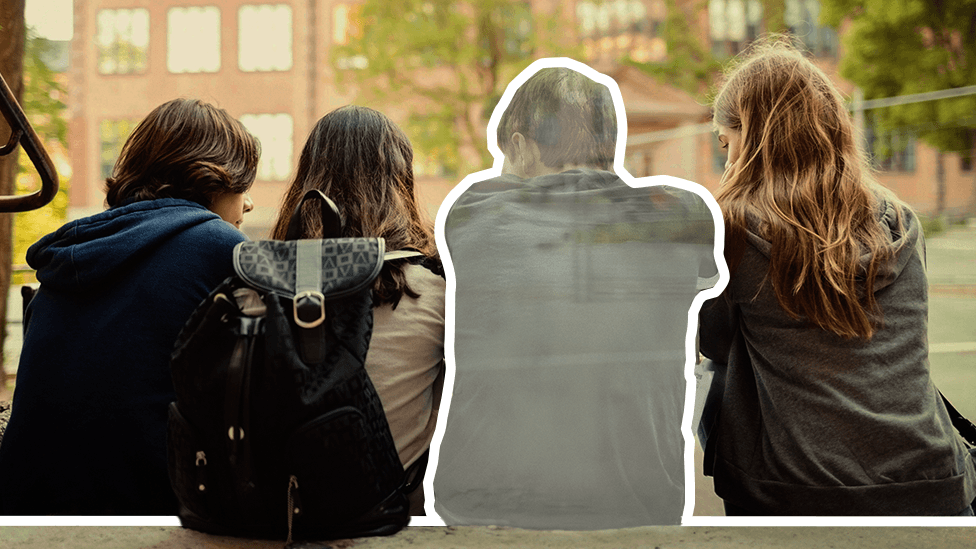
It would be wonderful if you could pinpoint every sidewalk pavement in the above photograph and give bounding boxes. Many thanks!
[924,219,976,288]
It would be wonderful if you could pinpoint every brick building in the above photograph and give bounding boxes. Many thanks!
[66,0,975,241]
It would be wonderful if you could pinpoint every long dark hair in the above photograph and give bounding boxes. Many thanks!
[712,38,899,340]
[105,98,259,208]
[270,105,439,308]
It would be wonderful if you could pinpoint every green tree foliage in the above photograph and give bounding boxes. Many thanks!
[761,0,786,33]
[332,0,581,176]
[821,0,976,155]
[13,29,69,278]
[625,0,723,99]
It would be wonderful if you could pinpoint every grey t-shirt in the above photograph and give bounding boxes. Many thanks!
[433,169,718,529]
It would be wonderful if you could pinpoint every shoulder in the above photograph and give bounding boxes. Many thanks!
[163,201,248,248]
[404,264,446,300]
[448,174,527,213]
[400,264,446,318]
[138,201,247,281]
[183,216,248,246]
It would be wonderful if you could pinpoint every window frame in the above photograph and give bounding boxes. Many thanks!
[166,5,222,74]
[95,8,150,76]
[238,4,294,72]
[239,113,295,182]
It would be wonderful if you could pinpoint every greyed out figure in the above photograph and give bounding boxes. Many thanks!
[430,60,724,529]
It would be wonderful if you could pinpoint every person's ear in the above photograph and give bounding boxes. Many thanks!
[511,132,528,174]
[512,132,544,177]
[502,132,525,176]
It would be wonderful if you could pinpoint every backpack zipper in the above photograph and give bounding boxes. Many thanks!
[286,475,301,545]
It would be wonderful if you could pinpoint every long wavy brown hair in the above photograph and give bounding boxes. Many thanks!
[712,38,900,340]
[270,105,438,308]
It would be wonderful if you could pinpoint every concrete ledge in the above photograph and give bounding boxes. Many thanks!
[2,526,976,549]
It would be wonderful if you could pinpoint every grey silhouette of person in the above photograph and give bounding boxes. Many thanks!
[425,58,727,529]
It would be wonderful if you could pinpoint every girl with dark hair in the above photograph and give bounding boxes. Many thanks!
[270,105,444,515]
[0,98,260,515]
[700,39,976,516]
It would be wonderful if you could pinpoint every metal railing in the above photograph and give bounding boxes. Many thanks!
[0,71,59,213]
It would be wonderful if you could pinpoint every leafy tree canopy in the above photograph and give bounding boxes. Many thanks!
[332,0,580,176]
[625,0,723,99]
[624,0,789,102]
[821,0,976,153]
[13,28,69,273]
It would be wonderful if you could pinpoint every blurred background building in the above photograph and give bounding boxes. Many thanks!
[56,0,976,239]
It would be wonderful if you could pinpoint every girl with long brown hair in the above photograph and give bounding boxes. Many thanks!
[699,39,976,516]
[270,105,444,515]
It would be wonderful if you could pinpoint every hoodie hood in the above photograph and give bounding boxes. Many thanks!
[743,190,921,294]
[870,194,923,292]
[28,198,230,292]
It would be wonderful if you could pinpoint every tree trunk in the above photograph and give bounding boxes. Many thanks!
[0,0,26,393]
[936,149,946,218]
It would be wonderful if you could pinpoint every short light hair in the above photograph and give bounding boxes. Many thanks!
[496,67,616,170]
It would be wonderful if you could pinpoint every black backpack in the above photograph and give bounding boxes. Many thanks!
[167,190,427,544]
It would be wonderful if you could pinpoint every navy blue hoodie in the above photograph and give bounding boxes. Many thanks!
[0,198,246,515]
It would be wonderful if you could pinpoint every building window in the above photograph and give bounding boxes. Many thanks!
[577,1,597,38]
[333,3,368,69]
[239,5,293,72]
[785,0,837,58]
[240,113,293,181]
[96,9,149,75]
[100,119,139,180]
[578,0,663,63]
[865,120,916,173]
[709,0,762,58]
[167,6,221,73]
[961,150,973,172]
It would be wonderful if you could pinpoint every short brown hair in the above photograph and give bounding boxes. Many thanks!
[496,67,616,171]
[105,98,260,208]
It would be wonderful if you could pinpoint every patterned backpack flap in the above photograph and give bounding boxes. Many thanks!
[168,190,414,544]
[233,238,385,300]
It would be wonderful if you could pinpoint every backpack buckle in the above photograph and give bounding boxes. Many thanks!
[294,290,326,328]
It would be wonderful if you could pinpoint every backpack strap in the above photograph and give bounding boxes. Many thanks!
[294,240,328,364]
[385,249,445,280]
[383,250,424,261]
[401,449,429,494]
[941,391,976,447]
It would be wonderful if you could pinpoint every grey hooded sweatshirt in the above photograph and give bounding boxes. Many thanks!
[699,193,976,516]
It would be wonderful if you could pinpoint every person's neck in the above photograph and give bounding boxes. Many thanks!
[529,163,605,177]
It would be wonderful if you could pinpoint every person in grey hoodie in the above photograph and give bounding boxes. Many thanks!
[700,39,976,516]
[0,98,259,515]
